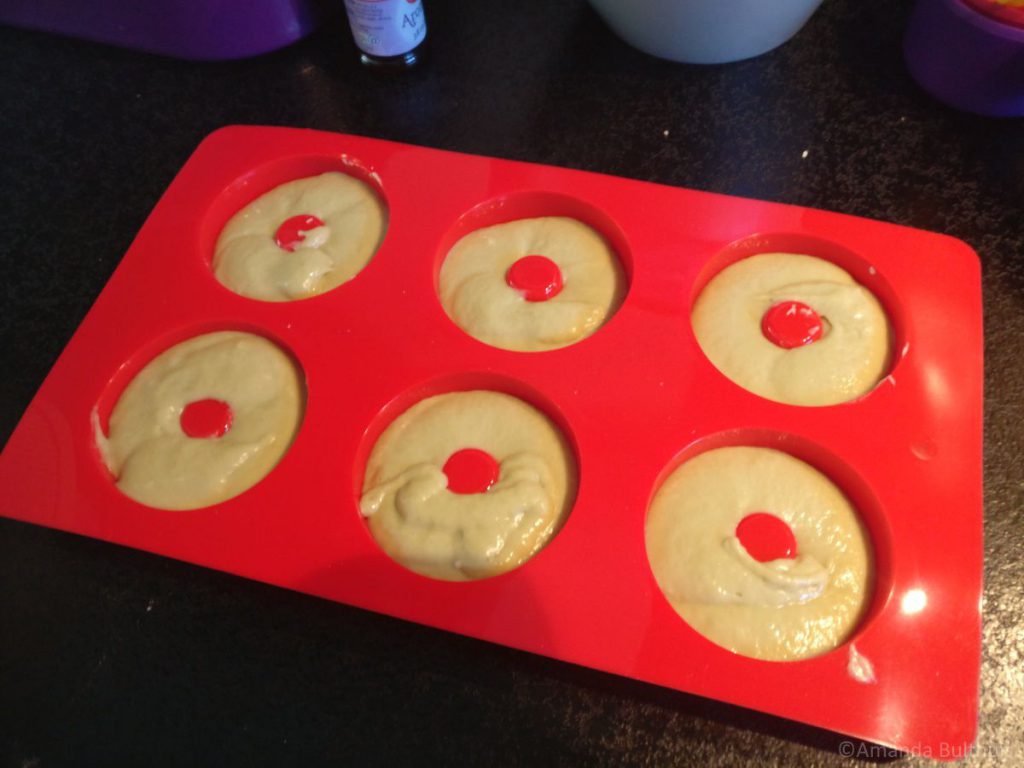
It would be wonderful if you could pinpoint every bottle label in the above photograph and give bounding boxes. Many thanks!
[344,0,427,58]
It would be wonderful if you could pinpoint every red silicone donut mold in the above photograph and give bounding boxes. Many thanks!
[434,191,634,284]
[0,126,982,760]
[644,428,894,659]
[434,191,632,351]
[200,152,390,301]
[353,372,581,580]
[91,322,308,504]
[353,371,581,500]
[690,232,907,401]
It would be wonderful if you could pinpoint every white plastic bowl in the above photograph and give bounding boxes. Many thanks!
[588,0,827,64]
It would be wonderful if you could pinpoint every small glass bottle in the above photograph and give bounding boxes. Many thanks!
[343,0,428,68]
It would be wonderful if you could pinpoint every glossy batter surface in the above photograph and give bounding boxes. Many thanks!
[214,171,386,301]
[99,331,304,510]
[692,253,890,406]
[361,391,576,580]
[439,217,625,351]
[646,446,871,661]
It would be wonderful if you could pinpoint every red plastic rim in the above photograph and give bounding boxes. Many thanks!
[960,0,1024,28]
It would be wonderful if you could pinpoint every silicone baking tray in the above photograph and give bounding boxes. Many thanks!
[0,126,983,759]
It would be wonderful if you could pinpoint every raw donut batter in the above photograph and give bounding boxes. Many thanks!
[692,253,891,406]
[214,171,386,301]
[646,446,871,661]
[439,216,625,352]
[97,331,304,510]
[360,390,576,580]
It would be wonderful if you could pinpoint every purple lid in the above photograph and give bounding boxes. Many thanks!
[905,0,1024,116]
[0,0,330,61]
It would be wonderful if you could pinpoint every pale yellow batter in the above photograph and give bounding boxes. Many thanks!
[646,446,871,661]
[214,171,386,302]
[360,391,576,580]
[438,217,625,352]
[692,253,891,406]
[97,331,304,510]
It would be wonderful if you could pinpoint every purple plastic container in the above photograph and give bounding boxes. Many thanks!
[0,0,330,60]
[905,0,1024,116]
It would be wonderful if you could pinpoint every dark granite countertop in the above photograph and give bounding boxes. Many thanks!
[1,0,1022,765]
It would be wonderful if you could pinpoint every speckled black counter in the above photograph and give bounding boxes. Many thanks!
[1,1,1022,765]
